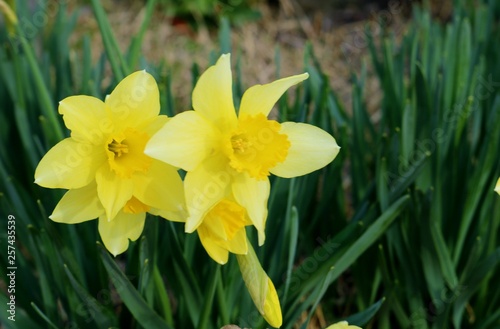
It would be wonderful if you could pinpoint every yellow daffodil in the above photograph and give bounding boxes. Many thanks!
[197,196,252,264]
[325,321,362,329]
[495,177,500,195]
[34,71,185,255]
[194,188,281,325]
[145,54,340,245]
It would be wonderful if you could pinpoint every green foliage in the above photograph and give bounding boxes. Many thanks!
[357,2,500,327]
[157,0,261,28]
[0,0,499,328]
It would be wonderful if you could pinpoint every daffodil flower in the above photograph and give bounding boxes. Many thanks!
[197,196,252,264]
[195,185,281,326]
[145,54,340,245]
[35,71,185,255]
[495,177,500,195]
[325,321,362,329]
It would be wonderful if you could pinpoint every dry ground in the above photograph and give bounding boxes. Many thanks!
[71,0,426,114]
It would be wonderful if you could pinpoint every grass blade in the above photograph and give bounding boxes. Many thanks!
[99,244,173,329]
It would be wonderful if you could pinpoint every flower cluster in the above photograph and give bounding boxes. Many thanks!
[35,54,340,327]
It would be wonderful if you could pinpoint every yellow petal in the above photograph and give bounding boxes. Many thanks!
[197,227,230,265]
[34,138,106,189]
[226,228,248,255]
[145,111,218,171]
[96,164,134,221]
[105,70,160,131]
[98,211,145,256]
[239,73,309,118]
[325,321,362,329]
[270,122,340,178]
[132,160,185,214]
[184,154,230,233]
[124,196,150,214]
[495,177,500,195]
[236,242,282,328]
[200,203,230,242]
[137,115,169,137]
[50,182,103,224]
[192,54,237,132]
[151,208,187,223]
[232,173,270,245]
[58,95,112,145]
[196,198,250,262]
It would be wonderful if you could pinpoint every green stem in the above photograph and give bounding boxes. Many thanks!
[197,264,220,329]
[216,270,229,325]
[16,34,64,143]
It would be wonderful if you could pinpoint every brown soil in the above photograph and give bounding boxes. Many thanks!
[70,0,421,114]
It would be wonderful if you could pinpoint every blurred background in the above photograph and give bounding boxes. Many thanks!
[69,0,450,111]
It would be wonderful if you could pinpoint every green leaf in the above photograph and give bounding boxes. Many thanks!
[328,195,409,283]
[285,195,409,326]
[197,264,219,329]
[152,265,174,326]
[127,0,157,69]
[453,97,500,264]
[429,221,458,288]
[14,35,64,144]
[99,244,173,329]
[452,248,500,327]
[345,297,386,326]
[30,302,61,329]
[282,205,299,304]
[219,16,232,55]
[64,264,118,329]
[299,267,335,329]
[0,294,44,329]
[89,0,129,80]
